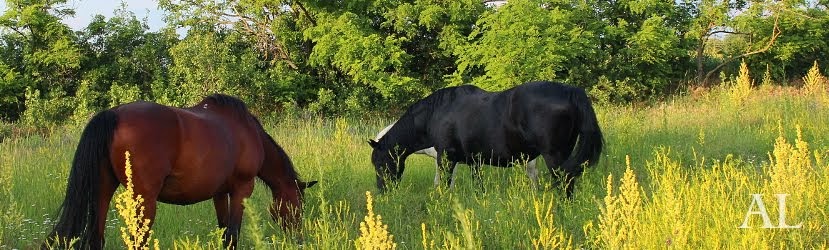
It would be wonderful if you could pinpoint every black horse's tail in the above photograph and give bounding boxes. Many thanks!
[45,110,118,249]
[564,87,604,168]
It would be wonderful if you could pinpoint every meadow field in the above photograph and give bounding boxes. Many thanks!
[2,81,829,249]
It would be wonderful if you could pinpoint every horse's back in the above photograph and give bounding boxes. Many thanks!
[428,81,581,164]
[426,86,517,163]
[509,81,574,106]
[108,101,263,204]
[110,101,182,164]
[508,82,582,153]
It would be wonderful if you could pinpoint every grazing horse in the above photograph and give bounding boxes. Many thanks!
[375,122,539,187]
[368,81,602,196]
[45,94,317,249]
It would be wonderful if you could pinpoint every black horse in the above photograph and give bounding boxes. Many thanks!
[368,81,603,196]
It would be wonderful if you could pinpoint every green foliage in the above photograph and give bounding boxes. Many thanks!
[108,82,142,107]
[21,87,74,129]
[0,0,81,90]
[589,0,692,100]
[168,30,237,105]
[308,88,335,114]
[2,0,829,123]
[590,76,638,105]
[305,11,417,103]
[0,122,11,142]
[452,0,592,90]
[0,62,24,120]
[77,6,176,110]
[0,0,81,124]
[69,80,97,125]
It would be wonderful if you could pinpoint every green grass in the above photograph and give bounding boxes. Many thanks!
[1,85,828,249]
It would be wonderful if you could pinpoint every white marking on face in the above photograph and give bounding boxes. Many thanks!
[203,104,208,109]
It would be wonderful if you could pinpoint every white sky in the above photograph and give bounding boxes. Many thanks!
[0,0,167,31]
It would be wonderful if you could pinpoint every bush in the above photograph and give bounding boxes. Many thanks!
[0,121,11,142]
[21,88,75,130]
[109,82,143,107]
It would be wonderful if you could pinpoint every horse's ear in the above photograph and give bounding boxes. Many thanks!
[367,139,380,149]
[299,180,318,190]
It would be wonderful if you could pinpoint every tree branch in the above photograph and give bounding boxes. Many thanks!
[707,30,751,36]
[702,15,781,84]
[222,5,298,69]
[293,1,317,26]
[6,25,29,39]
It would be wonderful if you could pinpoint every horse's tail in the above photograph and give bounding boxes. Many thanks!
[564,87,604,168]
[46,110,118,248]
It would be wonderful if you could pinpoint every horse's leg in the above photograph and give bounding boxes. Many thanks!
[541,153,566,189]
[434,164,460,188]
[443,160,458,189]
[91,170,119,250]
[448,162,458,188]
[560,158,583,198]
[432,157,441,187]
[471,163,484,192]
[126,170,161,247]
[525,158,539,188]
[139,197,159,245]
[223,184,254,249]
[213,193,229,229]
[542,153,579,198]
[223,194,242,249]
[435,151,458,189]
[112,191,158,248]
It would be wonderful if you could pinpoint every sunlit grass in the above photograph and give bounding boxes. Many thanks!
[2,82,829,248]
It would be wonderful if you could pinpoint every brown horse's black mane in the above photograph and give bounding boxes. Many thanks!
[203,94,302,182]
[251,115,302,182]
[203,94,249,114]
[265,132,301,181]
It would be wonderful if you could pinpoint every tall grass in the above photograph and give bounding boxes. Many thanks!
[2,80,829,248]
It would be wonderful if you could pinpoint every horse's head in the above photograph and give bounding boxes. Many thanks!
[268,180,318,230]
[368,139,405,192]
[258,133,318,231]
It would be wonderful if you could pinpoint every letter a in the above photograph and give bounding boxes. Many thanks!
[739,194,774,228]
[775,194,803,229]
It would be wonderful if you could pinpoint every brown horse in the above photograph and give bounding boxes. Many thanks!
[44,94,317,249]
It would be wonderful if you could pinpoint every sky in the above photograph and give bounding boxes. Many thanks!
[0,0,167,31]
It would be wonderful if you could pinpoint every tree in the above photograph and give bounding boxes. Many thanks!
[685,0,747,84]
[701,1,784,84]
[0,35,25,120]
[592,0,692,100]
[738,0,828,82]
[158,0,487,114]
[451,0,594,91]
[0,0,81,122]
[77,5,177,111]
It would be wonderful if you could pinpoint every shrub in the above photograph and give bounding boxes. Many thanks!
[114,151,158,250]
[355,191,396,250]
[21,88,75,130]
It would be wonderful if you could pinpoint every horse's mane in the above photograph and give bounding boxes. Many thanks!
[410,85,483,112]
[203,94,249,113]
[265,133,301,181]
[379,85,483,148]
[251,116,301,182]
[200,95,301,181]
